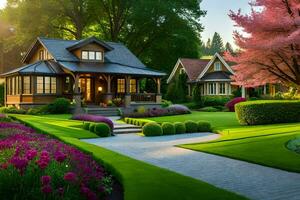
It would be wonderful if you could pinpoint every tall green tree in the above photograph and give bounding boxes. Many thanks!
[225,42,234,55]
[210,32,224,54]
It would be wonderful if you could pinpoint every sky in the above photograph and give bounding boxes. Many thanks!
[201,0,252,48]
[0,0,252,48]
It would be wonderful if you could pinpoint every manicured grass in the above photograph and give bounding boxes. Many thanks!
[148,112,300,172]
[11,114,247,200]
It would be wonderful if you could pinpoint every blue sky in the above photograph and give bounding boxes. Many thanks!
[201,0,251,48]
[0,0,251,48]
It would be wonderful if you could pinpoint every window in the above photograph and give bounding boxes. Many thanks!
[179,68,185,74]
[82,51,88,60]
[51,77,57,94]
[219,83,226,94]
[130,79,137,93]
[208,83,216,95]
[95,52,102,60]
[39,50,44,60]
[18,76,22,94]
[88,51,95,60]
[82,50,103,61]
[214,61,221,71]
[12,77,15,95]
[117,79,125,93]
[16,76,19,95]
[37,76,44,94]
[44,77,50,94]
[23,76,31,94]
[7,78,10,95]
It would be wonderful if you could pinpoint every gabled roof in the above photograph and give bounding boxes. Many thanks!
[0,60,64,77]
[196,52,234,81]
[66,36,114,51]
[22,37,148,69]
[201,71,232,81]
[167,58,210,83]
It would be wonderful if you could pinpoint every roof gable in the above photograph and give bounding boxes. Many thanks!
[66,36,114,52]
[197,52,234,81]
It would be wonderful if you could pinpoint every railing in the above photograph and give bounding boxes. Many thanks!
[113,93,125,100]
[131,93,156,102]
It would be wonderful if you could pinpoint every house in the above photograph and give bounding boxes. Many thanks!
[0,36,166,110]
[167,52,277,98]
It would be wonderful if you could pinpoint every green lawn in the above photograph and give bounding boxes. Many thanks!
[10,114,246,200]
[147,112,300,172]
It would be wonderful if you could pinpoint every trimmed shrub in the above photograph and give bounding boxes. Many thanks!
[94,123,111,137]
[72,114,114,129]
[47,98,70,114]
[142,122,163,136]
[0,106,26,114]
[83,122,91,130]
[124,118,154,127]
[89,123,96,133]
[185,120,198,133]
[174,122,186,134]
[192,84,203,107]
[162,122,176,135]
[226,97,246,112]
[161,100,172,108]
[197,121,212,132]
[203,96,231,107]
[199,106,219,112]
[235,100,300,125]
[27,105,48,115]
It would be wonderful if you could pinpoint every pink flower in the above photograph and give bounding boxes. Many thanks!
[10,157,28,174]
[54,151,67,163]
[36,160,49,170]
[41,185,52,194]
[64,172,77,182]
[41,175,51,185]
[26,149,38,160]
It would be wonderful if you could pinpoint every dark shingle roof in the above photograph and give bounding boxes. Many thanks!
[37,37,147,68]
[200,71,232,81]
[0,60,64,76]
[180,58,210,81]
[59,61,165,77]
[66,36,114,51]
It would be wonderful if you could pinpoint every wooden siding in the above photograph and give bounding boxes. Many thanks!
[28,44,53,64]
[207,58,228,73]
[72,43,105,62]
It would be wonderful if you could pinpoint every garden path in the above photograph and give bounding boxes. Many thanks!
[82,133,300,200]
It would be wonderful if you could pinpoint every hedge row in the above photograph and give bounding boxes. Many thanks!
[235,100,300,125]
[142,120,212,137]
[83,122,111,137]
[124,118,155,126]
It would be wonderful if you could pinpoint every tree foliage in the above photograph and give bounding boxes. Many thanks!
[226,0,300,88]
[0,0,206,74]
[203,32,227,55]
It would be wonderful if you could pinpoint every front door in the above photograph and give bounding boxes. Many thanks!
[80,77,93,103]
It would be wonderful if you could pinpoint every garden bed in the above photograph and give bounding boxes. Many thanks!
[0,119,123,200]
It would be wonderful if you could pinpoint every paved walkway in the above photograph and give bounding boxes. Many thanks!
[82,133,300,200]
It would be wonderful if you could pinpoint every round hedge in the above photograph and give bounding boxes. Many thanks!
[94,123,111,137]
[83,122,91,130]
[184,120,198,133]
[162,122,176,135]
[235,100,300,125]
[89,123,96,133]
[174,122,186,134]
[142,122,163,136]
[197,121,211,132]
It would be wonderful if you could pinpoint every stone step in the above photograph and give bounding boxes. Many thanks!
[113,128,142,134]
[114,124,140,129]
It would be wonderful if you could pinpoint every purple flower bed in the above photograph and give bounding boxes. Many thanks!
[124,105,191,118]
[226,97,247,112]
[72,114,114,129]
[0,122,117,200]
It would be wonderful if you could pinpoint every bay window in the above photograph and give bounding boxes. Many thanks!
[36,76,57,94]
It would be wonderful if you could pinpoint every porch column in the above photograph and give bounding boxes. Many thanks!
[156,77,162,103]
[106,75,113,102]
[188,84,191,96]
[136,78,140,93]
[241,86,246,98]
[263,85,267,95]
[124,75,131,107]
[74,74,84,113]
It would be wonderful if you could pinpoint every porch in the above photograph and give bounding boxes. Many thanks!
[71,73,162,110]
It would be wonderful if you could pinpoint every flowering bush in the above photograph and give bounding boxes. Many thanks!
[72,114,114,129]
[225,97,247,112]
[0,122,115,200]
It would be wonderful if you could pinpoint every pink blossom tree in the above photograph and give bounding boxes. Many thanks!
[226,0,300,88]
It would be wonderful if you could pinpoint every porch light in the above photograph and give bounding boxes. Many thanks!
[98,86,103,92]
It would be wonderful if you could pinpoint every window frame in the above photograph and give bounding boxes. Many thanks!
[23,76,31,94]
[39,50,44,60]
[81,51,89,60]
[130,79,137,93]
[82,50,103,61]
[117,79,125,93]
[88,51,95,60]
[214,61,221,71]
[208,83,216,95]
[219,83,226,95]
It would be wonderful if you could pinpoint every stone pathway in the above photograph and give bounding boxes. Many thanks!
[82,133,300,200]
